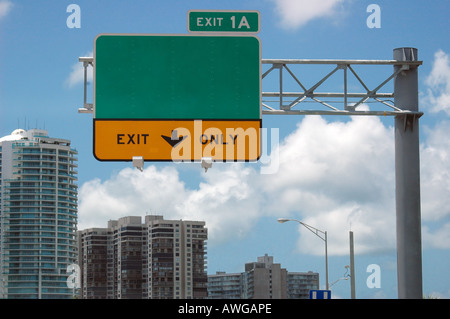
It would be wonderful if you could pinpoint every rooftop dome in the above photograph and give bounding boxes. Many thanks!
[0,128,26,143]
[11,128,26,135]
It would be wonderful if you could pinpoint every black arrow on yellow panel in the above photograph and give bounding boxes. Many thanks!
[161,130,186,148]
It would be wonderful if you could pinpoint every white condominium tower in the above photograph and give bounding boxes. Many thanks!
[0,129,78,299]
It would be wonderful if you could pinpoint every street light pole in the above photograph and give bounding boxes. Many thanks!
[277,218,329,290]
[349,231,356,299]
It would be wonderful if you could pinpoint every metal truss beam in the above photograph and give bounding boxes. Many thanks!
[261,58,423,117]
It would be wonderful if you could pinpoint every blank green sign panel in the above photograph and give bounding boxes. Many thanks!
[94,34,261,120]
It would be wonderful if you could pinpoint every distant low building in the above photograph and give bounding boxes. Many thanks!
[207,254,319,299]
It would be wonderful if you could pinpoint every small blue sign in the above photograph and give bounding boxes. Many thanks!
[309,290,332,299]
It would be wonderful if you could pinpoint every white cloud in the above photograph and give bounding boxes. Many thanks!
[423,50,450,115]
[78,165,187,229]
[78,163,263,245]
[0,0,12,20]
[423,223,450,250]
[420,121,450,250]
[77,106,450,255]
[78,114,398,255]
[175,164,264,243]
[415,49,450,250]
[260,115,396,255]
[65,52,93,88]
[421,121,450,222]
[271,0,347,29]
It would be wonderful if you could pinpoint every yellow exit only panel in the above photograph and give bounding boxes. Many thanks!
[93,119,261,162]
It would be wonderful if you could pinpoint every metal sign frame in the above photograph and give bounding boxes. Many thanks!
[78,47,424,299]
[261,58,422,117]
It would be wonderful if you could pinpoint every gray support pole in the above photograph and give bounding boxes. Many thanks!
[394,47,423,299]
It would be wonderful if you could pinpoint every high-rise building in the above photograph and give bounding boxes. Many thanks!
[76,227,109,299]
[144,215,208,299]
[109,216,143,299]
[78,215,208,299]
[207,254,319,299]
[0,129,78,299]
[244,254,287,299]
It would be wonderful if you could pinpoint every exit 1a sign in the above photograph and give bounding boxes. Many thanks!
[188,10,260,33]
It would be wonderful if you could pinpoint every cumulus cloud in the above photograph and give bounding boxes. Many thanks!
[423,223,450,250]
[271,0,347,29]
[78,165,187,228]
[78,163,264,245]
[0,0,12,20]
[78,114,400,255]
[421,121,450,222]
[175,164,264,243]
[65,51,93,88]
[423,50,450,115]
[77,75,450,256]
[419,50,450,249]
[259,115,396,255]
[419,121,450,251]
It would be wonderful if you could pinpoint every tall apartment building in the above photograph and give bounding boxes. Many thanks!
[78,215,208,299]
[207,254,319,299]
[110,216,143,299]
[145,215,208,299]
[0,129,78,299]
[244,254,287,299]
[76,227,109,298]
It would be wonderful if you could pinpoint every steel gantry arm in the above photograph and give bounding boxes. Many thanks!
[261,58,423,117]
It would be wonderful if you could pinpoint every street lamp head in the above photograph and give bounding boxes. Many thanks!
[277,218,290,223]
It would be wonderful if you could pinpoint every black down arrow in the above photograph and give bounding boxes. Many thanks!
[161,130,186,148]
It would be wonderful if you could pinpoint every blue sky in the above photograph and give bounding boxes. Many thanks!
[1,0,449,299]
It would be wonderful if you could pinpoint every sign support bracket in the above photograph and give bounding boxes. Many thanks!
[78,57,94,114]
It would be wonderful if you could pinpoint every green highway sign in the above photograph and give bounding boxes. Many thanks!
[94,34,261,120]
[188,10,260,33]
[93,33,261,161]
